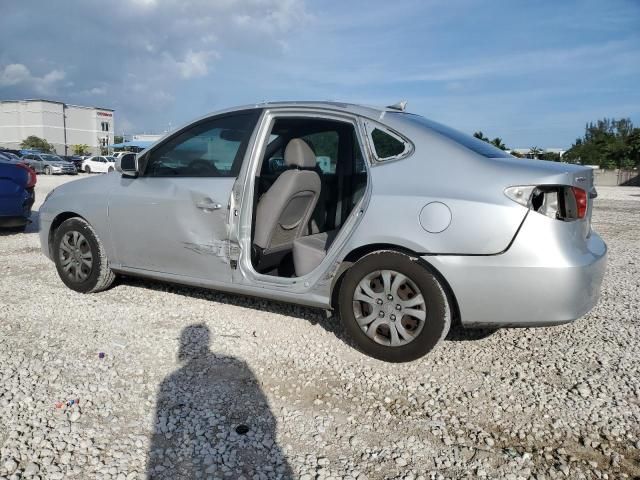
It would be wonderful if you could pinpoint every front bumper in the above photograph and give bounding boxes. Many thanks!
[39,212,53,259]
[427,212,607,328]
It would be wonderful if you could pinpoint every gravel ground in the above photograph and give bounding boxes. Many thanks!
[1,175,639,480]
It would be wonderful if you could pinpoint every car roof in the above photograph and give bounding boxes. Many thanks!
[198,101,403,123]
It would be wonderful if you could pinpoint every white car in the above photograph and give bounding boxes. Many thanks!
[82,156,115,174]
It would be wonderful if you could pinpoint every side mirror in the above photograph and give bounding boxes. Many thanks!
[116,153,138,177]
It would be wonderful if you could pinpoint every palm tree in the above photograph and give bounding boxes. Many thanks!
[528,146,543,159]
[491,137,506,150]
[473,131,489,142]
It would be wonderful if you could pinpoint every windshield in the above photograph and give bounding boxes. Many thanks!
[41,154,63,161]
[402,114,512,159]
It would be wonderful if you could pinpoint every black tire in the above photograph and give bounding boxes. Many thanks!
[338,251,450,362]
[85,165,91,173]
[44,166,51,175]
[108,166,114,173]
[52,217,116,293]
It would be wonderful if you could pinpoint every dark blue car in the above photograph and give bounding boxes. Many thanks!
[0,154,36,230]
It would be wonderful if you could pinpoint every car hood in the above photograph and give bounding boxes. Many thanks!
[46,160,70,165]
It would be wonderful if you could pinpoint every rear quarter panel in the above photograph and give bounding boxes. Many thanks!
[345,120,529,255]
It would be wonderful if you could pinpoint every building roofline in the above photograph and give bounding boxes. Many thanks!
[0,98,114,111]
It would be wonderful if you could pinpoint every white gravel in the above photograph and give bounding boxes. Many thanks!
[1,176,639,479]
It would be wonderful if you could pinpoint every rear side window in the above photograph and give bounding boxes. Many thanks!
[364,121,412,162]
[371,128,405,159]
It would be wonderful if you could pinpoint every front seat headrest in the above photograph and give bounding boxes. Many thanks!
[284,138,317,168]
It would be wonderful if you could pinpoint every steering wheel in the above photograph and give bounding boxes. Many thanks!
[187,159,220,175]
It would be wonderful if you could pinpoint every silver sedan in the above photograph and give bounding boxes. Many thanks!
[38,102,607,362]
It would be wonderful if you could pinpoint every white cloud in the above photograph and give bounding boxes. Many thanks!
[0,63,65,93]
[165,50,219,79]
[0,0,309,131]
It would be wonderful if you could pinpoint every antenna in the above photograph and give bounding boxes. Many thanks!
[387,100,408,111]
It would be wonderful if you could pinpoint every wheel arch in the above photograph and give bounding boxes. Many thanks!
[330,243,461,326]
[48,211,89,255]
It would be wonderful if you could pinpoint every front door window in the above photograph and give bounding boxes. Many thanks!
[143,112,259,178]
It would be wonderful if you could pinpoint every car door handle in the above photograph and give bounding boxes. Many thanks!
[196,200,222,211]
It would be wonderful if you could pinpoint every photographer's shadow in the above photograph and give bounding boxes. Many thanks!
[147,324,292,479]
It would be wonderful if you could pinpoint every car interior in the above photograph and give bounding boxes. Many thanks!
[250,117,368,278]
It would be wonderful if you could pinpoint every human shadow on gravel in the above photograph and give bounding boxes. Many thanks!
[147,324,293,480]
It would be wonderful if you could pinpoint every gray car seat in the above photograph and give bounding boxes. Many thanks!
[254,139,322,256]
[293,230,338,277]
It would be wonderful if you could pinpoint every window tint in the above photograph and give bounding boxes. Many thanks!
[371,128,406,159]
[144,112,259,177]
[302,131,339,173]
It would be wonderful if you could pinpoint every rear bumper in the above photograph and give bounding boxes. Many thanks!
[0,215,30,227]
[0,187,34,225]
[427,212,607,327]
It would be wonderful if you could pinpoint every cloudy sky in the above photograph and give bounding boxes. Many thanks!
[1,0,639,147]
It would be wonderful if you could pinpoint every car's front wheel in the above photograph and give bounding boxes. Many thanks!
[53,217,116,293]
[338,251,450,362]
[44,166,51,175]
[85,165,91,173]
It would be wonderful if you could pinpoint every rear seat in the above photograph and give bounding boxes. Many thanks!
[293,230,338,277]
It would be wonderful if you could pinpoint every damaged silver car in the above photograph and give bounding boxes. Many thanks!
[39,102,607,362]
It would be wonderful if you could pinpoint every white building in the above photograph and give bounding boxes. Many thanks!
[0,99,114,155]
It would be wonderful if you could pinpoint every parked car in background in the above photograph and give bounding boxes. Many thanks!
[22,153,77,175]
[0,151,23,162]
[0,157,36,230]
[61,155,85,171]
[38,101,607,362]
[82,156,115,173]
[112,152,129,160]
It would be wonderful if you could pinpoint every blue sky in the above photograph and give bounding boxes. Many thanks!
[1,0,639,148]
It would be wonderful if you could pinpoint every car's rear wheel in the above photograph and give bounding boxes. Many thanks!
[108,166,114,173]
[85,165,91,173]
[44,166,51,175]
[53,217,116,293]
[338,251,450,362]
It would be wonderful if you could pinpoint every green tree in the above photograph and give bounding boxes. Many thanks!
[539,151,561,162]
[528,146,543,159]
[564,118,639,169]
[20,135,55,153]
[473,131,489,142]
[114,135,124,144]
[72,144,90,155]
[490,137,506,150]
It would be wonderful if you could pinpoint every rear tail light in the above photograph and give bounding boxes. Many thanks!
[571,187,587,219]
[505,185,588,221]
[16,162,37,188]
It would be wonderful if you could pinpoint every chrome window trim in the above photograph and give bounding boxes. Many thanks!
[362,119,414,165]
